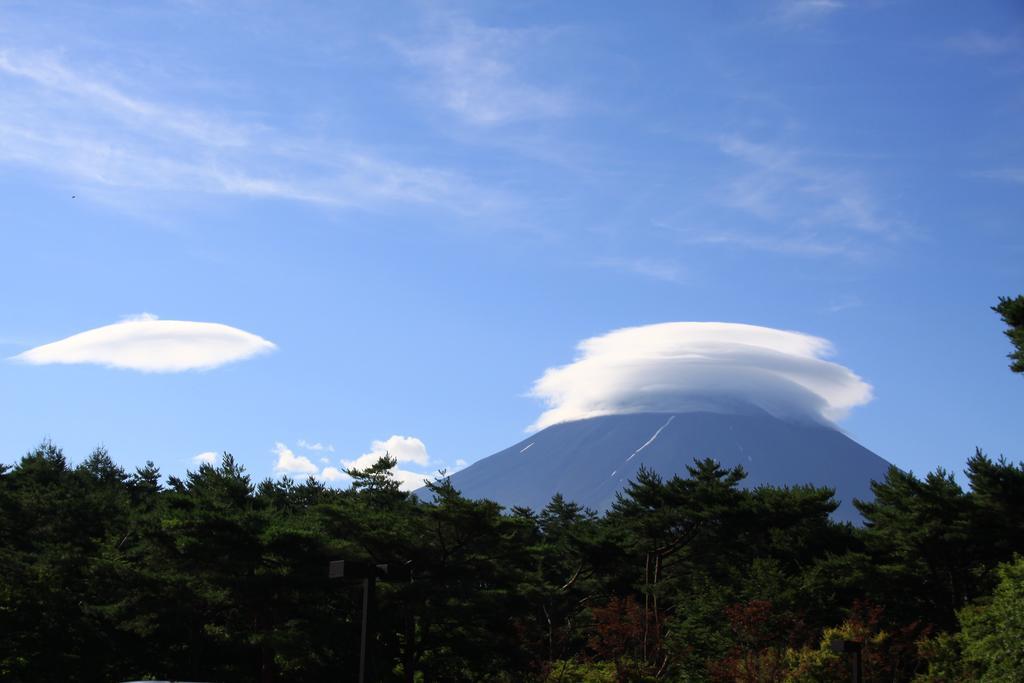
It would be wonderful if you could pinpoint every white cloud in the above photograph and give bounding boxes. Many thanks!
[298,439,334,452]
[0,50,506,213]
[11,314,275,372]
[193,451,217,465]
[319,466,348,482]
[0,51,250,147]
[390,468,434,491]
[347,435,430,470]
[273,442,319,476]
[528,322,873,431]
[394,17,570,126]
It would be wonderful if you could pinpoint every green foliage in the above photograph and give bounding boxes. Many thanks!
[545,656,656,682]
[959,555,1024,681]
[993,294,1024,373]
[914,631,967,683]
[916,556,1024,682]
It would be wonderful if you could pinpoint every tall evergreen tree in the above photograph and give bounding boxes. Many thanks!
[993,294,1024,374]
[856,466,976,630]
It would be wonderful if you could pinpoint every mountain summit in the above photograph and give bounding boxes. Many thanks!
[440,411,893,523]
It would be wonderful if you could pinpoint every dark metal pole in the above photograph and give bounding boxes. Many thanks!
[852,646,862,683]
[359,575,376,683]
[331,560,409,682]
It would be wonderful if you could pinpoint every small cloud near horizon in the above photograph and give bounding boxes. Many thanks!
[270,435,444,491]
[320,466,347,482]
[342,435,434,491]
[273,442,319,476]
[192,451,217,466]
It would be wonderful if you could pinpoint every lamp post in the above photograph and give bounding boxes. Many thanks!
[830,639,863,683]
[329,560,411,683]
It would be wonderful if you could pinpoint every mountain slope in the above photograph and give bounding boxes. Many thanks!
[441,411,893,523]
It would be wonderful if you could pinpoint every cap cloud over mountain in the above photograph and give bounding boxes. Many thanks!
[435,322,890,523]
[528,322,873,430]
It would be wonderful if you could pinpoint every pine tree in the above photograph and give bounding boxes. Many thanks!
[856,466,975,630]
[993,294,1024,373]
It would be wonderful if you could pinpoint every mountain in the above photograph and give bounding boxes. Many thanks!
[438,411,894,524]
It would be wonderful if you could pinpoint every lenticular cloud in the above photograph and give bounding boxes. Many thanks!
[12,313,276,372]
[528,322,872,431]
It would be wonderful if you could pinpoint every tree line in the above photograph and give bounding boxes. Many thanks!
[2,443,1021,681]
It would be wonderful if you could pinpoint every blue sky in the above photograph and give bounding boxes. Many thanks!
[1,0,1022,489]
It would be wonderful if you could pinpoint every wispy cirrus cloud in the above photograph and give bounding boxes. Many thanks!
[11,313,275,372]
[683,230,858,258]
[948,30,1021,57]
[592,257,686,284]
[824,295,863,314]
[681,135,904,258]
[776,0,845,25]
[974,168,1024,185]
[718,136,893,234]
[0,51,251,147]
[298,439,335,452]
[0,50,507,213]
[392,17,571,127]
